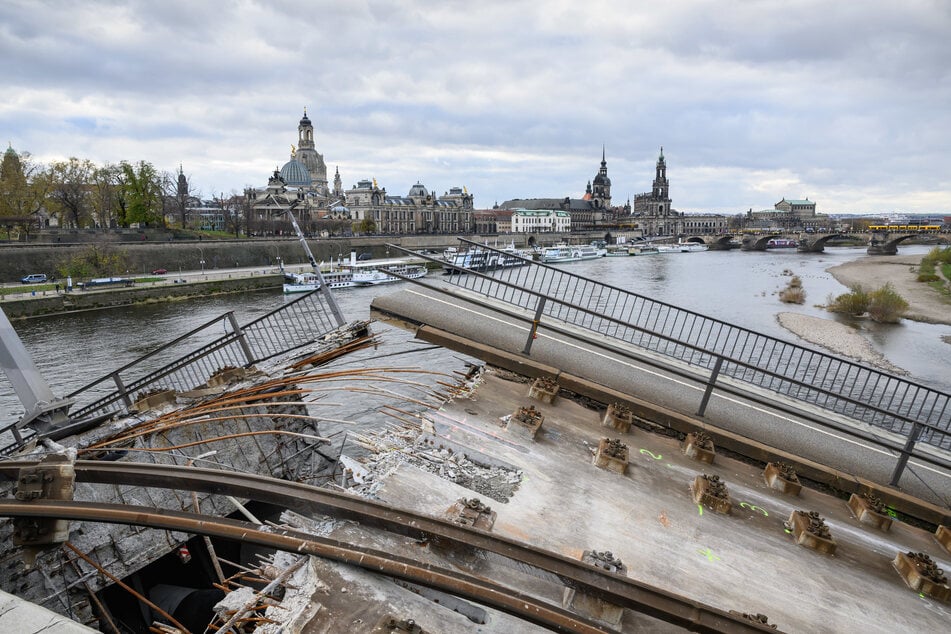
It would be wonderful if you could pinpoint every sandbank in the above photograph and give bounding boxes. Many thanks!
[826,253,951,325]
[776,312,907,374]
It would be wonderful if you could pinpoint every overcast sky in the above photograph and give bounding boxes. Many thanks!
[2,0,950,215]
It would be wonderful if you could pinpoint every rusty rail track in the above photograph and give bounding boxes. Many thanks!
[1,499,608,634]
[0,460,774,633]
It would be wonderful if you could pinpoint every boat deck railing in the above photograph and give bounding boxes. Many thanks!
[390,239,950,486]
[1,289,345,455]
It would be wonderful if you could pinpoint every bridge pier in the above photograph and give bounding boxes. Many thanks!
[867,240,898,255]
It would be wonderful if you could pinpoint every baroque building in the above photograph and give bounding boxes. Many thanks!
[346,180,474,234]
[631,148,683,237]
[500,150,613,231]
[246,110,474,235]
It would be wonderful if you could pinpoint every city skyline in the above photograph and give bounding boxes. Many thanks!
[2,1,950,215]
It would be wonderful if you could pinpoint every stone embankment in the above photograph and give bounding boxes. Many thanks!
[1,275,283,319]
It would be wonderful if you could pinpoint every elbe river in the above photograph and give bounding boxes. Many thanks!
[2,245,949,427]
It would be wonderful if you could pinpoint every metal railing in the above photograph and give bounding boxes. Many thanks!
[2,289,345,454]
[391,240,950,483]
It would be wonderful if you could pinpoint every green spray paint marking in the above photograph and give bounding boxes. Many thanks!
[698,548,720,562]
[740,502,769,517]
[639,449,662,460]
[697,504,704,516]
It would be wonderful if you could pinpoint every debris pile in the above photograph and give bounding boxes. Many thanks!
[351,426,523,503]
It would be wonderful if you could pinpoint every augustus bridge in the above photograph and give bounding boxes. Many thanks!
[685,229,949,255]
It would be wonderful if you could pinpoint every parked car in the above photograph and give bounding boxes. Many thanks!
[151,268,168,275]
[357,252,373,261]
[20,273,48,284]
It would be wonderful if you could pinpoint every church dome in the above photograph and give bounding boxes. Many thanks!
[593,173,610,186]
[280,159,312,188]
[300,110,312,127]
[408,182,429,197]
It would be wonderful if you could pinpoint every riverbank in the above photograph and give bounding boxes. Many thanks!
[776,312,908,374]
[827,253,951,325]
[776,251,951,370]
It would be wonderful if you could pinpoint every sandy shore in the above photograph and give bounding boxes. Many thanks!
[826,253,951,325]
[776,251,951,369]
[776,312,908,374]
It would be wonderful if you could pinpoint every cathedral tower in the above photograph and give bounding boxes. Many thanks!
[591,146,612,207]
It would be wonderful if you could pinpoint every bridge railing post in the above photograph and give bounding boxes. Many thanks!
[696,356,724,417]
[889,423,922,487]
[522,297,547,355]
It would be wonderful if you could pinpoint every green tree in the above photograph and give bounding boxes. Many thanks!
[47,157,95,228]
[57,245,129,280]
[0,146,50,238]
[117,161,165,227]
[358,218,377,234]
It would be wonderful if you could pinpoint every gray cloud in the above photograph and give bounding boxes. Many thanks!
[1,0,949,214]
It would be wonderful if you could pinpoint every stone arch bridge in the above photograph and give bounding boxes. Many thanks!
[686,231,948,255]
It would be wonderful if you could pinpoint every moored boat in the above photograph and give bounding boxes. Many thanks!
[629,244,660,256]
[442,243,532,274]
[767,238,798,249]
[352,263,428,286]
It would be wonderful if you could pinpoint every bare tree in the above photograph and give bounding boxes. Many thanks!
[48,157,95,228]
[165,166,200,228]
[89,164,120,228]
[217,191,244,238]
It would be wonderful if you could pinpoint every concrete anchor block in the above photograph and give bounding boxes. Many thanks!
[602,403,632,433]
[690,474,732,514]
[764,462,802,496]
[131,389,177,413]
[593,438,629,474]
[892,551,951,602]
[372,615,427,633]
[506,405,543,440]
[207,365,251,387]
[528,376,558,403]
[936,525,951,554]
[847,493,893,532]
[563,550,626,626]
[447,497,497,531]
[787,510,836,555]
[683,431,716,464]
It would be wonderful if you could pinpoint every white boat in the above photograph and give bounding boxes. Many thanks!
[352,263,428,286]
[284,253,427,292]
[605,247,630,257]
[628,244,660,256]
[283,269,353,293]
[678,242,708,253]
[442,242,533,274]
[656,242,708,254]
[541,244,604,264]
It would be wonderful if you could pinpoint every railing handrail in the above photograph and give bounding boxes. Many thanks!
[453,239,950,408]
[391,244,949,447]
[389,241,951,453]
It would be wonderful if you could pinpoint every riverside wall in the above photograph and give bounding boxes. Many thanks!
[0,275,284,319]
[0,233,603,282]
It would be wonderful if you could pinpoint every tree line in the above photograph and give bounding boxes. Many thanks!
[0,148,246,239]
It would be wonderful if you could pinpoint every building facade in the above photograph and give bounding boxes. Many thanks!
[510,209,571,233]
[345,180,474,234]
[245,111,474,235]
[630,148,683,237]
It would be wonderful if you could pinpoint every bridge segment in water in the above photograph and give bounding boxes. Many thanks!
[373,239,951,511]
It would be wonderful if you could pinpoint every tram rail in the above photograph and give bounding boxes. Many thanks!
[0,460,772,633]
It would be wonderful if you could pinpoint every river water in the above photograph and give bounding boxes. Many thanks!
[2,245,949,426]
